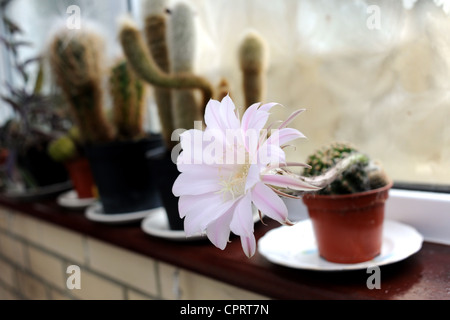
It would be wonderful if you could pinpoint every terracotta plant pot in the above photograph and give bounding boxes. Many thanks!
[302,182,393,264]
[65,157,95,199]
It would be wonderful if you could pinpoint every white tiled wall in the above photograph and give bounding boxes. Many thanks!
[0,206,269,300]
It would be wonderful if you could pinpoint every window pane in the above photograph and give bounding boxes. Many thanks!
[2,0,449,188]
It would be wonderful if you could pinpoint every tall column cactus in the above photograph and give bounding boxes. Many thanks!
[109,60,146,141]
[119,15,214,147]
[142,0,174,147]
[239,31,268,109]
[49,29,115,144]
[169,2,201,130]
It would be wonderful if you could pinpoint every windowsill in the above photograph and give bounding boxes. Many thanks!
[0,190,448,300]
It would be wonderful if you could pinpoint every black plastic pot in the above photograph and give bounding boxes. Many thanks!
[85,135,163,214]
[147,147,184,231]
[16,142,69,189]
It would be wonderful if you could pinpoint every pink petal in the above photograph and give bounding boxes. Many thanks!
[230,193,254,237]
[240,235,256,258]
[178,129,207,166]
[183,195,235,237]
[251,182,289,224]
[261,174,321,191]
[172,172,221,196]
[220,95,240,130]
[278,109,306,130]
[241,104,269,134]
[204,99,223,131]
[206,206,235,250]
[257,143,286,166]
[267,128,306,147]
[245,164,261,191]
[241,103,261,133]
[258,102,280,112]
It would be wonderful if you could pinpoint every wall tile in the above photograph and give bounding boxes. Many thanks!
[28,246,66,290]
[65,267,124,300]
[158,262,269,300]
[38,222,85,264]
[127,289,154,300]
[0,233,27,268]
[0,258,17,288]
[17,271,48,300]
[87,238,158,296]
[0,207,10,231]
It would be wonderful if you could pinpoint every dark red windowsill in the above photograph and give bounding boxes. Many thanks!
[0,194,448,300]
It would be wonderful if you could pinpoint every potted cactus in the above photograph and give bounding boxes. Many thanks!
[48,28,162,215]
[47,128,96,200]
[119,1,269,229]
[119,1,214,229]
[301,142,393,264]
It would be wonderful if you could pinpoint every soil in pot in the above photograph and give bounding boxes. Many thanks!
[65,157,96,199]
[147,148,184,231]
[302,182,393,264]
[85,135,163,214]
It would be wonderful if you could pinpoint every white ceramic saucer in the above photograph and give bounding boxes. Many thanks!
[85,203,162,225]
[141,208,206,241]
[57,190,97,209]
[258,219,423,271]
[141,207,262,242]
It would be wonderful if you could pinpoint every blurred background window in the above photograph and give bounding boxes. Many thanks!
[1,0,449,191]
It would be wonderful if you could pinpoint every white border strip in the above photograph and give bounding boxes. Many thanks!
[385,189,450,246]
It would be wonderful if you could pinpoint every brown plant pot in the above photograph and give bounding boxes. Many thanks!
[65,157,96,199]
[302,182,393,264]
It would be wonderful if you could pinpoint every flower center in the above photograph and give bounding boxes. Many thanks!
[219,163,251,200]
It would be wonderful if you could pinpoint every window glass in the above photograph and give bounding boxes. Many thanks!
[1,0,449,188]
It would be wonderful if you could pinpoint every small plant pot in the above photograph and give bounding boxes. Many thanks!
[16,142,69,189]
[147,148,184,231]
[85,135,163,214]
[65,157,96,199]
[302,182,393,264]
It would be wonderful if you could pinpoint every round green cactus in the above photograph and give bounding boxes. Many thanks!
[303,142,387,195]
[48,136,78,163]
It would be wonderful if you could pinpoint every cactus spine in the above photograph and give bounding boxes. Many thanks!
[49,29,115,144]
[169,2,201,130]
[303,142,389,195]
[239,31,268,109]
[109,60,146,141]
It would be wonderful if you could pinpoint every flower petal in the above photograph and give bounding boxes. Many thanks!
[172,172,221,196]
[220,95,241,130]
[257,143,286,166]
[230,193,254,237]
[183,195,235,237]
[241,103,269,134]
[240,235,256,258]
[278,109,306,130]
[258,102,280,113]
[267,128,306,147]
[245,164,261,191]
[204,99,223,131]
[241,103,261,133]
[251,182,289,224]
[206,206,235,250]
